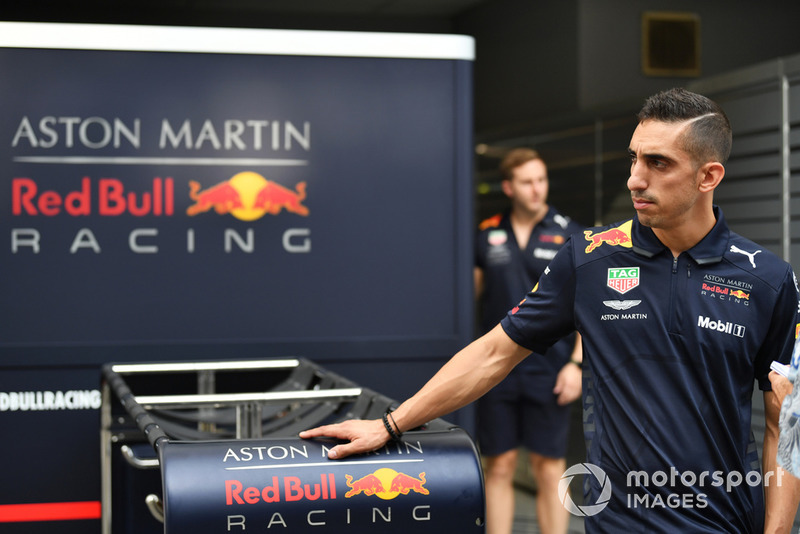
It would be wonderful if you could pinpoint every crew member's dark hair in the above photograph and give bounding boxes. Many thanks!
[499,148,543,180]
[637,87,732,166]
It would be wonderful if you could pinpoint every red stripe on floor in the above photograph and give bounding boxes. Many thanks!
[0,501,101,522]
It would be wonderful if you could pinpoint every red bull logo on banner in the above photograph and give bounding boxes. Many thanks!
[584,220,633,253]
[187,171,308,221]
[9,174,312,254]
[345,468,429,500]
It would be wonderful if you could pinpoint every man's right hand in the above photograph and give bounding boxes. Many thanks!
[299,419,390,460]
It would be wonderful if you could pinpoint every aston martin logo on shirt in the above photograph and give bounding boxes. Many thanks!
[603,300,641,310]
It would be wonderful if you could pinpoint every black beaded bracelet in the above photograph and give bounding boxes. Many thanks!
[382,413,402,441]
[387,411,403,437]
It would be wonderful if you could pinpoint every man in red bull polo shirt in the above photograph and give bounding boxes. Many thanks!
[301,88,800,532]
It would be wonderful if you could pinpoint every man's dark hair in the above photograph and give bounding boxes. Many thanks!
[637,87,732,166]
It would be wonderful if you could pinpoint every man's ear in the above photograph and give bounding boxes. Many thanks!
[697,161,725,193]
[501,179,513,198]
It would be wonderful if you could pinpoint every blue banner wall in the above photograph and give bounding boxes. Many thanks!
[0,23,474,532]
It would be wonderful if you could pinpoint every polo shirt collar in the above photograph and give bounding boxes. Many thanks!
[631,206,729,265]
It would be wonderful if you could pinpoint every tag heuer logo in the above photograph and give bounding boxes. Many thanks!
[607,267,640,294]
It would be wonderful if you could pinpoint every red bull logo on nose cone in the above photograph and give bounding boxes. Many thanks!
[187,171,308,221]
[389,471,429,495]
[345,468,428,500]
[584,220,633,253]
[344,474,384,498]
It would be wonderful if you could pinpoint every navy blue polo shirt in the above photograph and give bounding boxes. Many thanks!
[475,207,583,374]
[501,207,799,533]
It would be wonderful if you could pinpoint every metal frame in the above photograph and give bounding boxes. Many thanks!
[99,358,395,534]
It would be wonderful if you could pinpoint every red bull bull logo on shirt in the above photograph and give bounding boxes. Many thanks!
[584,220,633,253]
[187,171,308,221]
[345,468,428,500]
[729,289,750,300]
